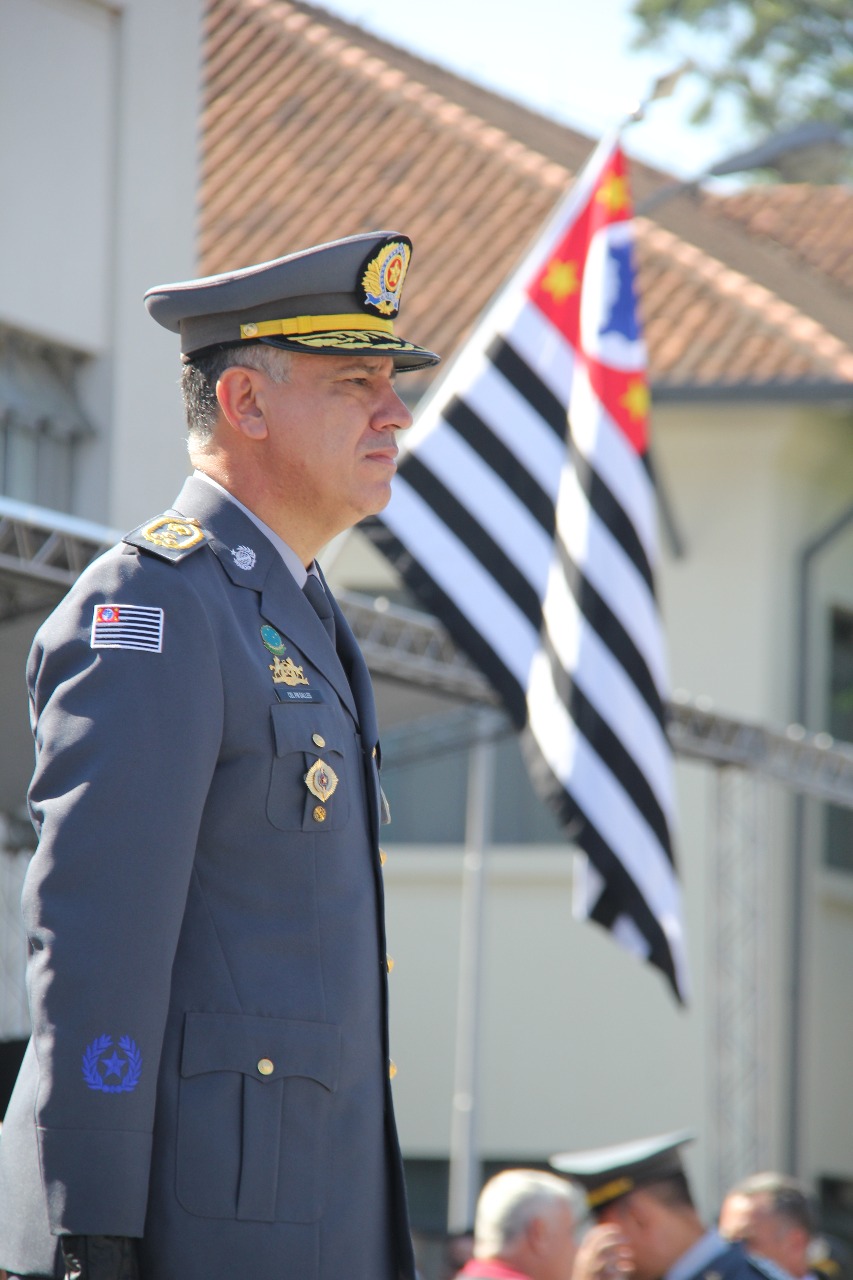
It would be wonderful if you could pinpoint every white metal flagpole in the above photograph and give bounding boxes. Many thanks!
[446,714,496,1233]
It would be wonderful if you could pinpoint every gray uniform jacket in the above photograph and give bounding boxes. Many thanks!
[0,475,413,1280]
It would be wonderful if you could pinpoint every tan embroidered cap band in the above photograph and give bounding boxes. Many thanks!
[144,230,440,372]
[550,1130,696,1211]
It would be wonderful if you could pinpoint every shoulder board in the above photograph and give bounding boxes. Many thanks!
[123,512,212,563]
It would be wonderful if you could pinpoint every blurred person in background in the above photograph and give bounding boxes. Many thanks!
[720,1175,851,1280]
[454,1168,630,1280]
[720,1174,817,1279]
[552,1132,786,1280]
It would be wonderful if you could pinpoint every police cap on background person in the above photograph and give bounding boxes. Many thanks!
[551,1132,788,1280]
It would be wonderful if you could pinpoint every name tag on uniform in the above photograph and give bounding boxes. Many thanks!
[275,687,325,703]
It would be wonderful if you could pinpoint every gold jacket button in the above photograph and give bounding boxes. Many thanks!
[386,954,394,974]
[388,1059,397,1080]
[379,848,388,866]
[312,733,326,747]
[257,1058,274,1076]
[313,804,327,822]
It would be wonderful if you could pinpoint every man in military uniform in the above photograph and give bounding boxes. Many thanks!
[0,232,438,1280]
[551,1133,785,1280]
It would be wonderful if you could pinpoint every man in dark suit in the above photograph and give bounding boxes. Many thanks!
[551,1133,787,1280]
[0,232,438,1280]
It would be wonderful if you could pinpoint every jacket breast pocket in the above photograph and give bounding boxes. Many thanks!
[267,704,351,832]
[176,1011,340,1223]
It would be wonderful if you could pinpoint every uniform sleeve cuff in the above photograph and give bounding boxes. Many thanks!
[37,1127,152,1237]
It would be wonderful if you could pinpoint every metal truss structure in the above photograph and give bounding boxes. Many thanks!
[343,588,853,807]
[0,496,120,623]
[2,503,851,1192]
[709,767,771,1204]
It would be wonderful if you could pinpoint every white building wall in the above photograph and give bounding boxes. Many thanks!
[384,843,704,1147]
[0,0,201,528]
[106,0,202,526]
[0,0,117,352]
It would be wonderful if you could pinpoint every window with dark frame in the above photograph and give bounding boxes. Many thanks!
[0,326,93,515]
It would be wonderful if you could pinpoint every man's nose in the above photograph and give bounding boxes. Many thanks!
[374,382,413,431]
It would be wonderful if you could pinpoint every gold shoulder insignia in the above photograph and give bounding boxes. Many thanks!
[123,513,212,563]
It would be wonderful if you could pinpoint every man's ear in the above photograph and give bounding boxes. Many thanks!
[215,366,269,441]
[527,1214,549,1256]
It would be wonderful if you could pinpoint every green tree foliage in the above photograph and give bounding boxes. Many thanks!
[631,0,853,178]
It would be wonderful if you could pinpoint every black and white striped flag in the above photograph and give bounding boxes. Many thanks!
[366,135,689,1001]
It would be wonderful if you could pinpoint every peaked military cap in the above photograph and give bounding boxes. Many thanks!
[144,230,440,372]
[550,1131,695,1210]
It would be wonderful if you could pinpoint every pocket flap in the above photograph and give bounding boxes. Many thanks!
[270,703,344,757]
[181,1011,340,1090]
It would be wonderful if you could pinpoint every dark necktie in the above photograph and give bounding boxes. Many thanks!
[303,574,336,646]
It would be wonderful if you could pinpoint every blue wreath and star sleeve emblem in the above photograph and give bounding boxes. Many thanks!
[82,1034,143,1093]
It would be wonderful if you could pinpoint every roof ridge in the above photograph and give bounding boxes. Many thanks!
[639,217,853,381]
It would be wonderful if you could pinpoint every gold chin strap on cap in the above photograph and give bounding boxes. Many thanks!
[240,314,395,340]
[587,1177,635,1209]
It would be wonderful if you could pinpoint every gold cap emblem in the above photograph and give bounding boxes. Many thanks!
[361,238,412,317]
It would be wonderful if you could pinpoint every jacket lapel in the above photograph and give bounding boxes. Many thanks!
[171,476,359,724]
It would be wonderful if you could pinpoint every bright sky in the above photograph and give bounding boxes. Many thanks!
[306,0,746,183]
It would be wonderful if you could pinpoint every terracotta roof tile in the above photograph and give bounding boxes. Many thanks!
[199,0,853,398]
[707,185,853,293]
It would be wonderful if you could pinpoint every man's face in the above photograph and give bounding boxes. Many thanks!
[599,1201,646,1280]
[719,1193,807,1278]
[257,351,412,546]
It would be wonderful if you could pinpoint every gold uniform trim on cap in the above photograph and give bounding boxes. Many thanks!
[587,1177,635,1208]
[240,313,395,340]
[286,331,423,355]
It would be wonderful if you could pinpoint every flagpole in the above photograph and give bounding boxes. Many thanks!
[447,712,496,1233]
